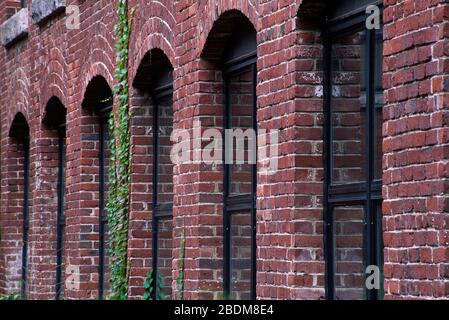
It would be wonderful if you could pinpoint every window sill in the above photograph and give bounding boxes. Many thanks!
[0,8,29,47]
[31,0,65,25]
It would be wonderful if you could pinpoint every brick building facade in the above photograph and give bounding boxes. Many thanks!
[0,0,448,300]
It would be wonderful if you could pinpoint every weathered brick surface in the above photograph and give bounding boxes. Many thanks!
[382,0,449,299]
[0,0,447,300]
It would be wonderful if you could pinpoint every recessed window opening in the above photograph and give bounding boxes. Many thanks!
[201,11,258,300]
[9,112,30,299]
[322,0,384,300]
[134,49,174,300]
[82,76,113,299]
[43,97,67,300]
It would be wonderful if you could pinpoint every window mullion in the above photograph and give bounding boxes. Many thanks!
[251,63,257,300]
[223,74,231,297]
[56,127,66,300]
[365,28,379,300]
[98,116,107,300]
[323,36,335,300]
[152,99,160,300]
[21,137,30,299]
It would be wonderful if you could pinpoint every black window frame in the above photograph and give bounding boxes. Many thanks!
[21,136,30,299]
[323,2,384,300]
[43,97,67,300]
[9,114,30,299]
[151,82,174,300]
[55,124,66,300]
[222,53,257,300]
[97,101,112,300]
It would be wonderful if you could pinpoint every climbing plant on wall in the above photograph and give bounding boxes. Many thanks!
[107,0,134,300]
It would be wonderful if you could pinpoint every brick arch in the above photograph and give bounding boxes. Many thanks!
[7,67,30,130]
[80,22,115,97]
[296,0,327,26]
[196,0,259,59]
[127,2,176,299]
[40,47,69,119]
[3,110,31,296]
[129,0,176,85]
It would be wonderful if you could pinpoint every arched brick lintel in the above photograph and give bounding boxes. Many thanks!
[40,47,69,116]
[80,22,115,98]
[196,0,259,60]
[129,0,176,84]
[7,69,30,134]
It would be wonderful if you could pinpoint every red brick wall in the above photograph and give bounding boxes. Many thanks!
[127,0,176,299]
[128,87,154,299]
[30,120,60,300]
[2,132,28,295]
[0,0,448,300]
[260,0,326,299]
[0,0,23,22]
[382,0,449,299]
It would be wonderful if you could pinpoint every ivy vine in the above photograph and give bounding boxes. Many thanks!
[176,228,186,300]
[143,270,166,301]
[0,292,21,300]
[107,0,134,300]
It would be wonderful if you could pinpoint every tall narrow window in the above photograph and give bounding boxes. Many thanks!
[133,49,174,300]
[221,21,257,300]
[82,76,113,299]
[9,113,30,298]
[56,126,66,299]
[97,102,112,300]
[323,1,384,300]
[152,89,174,300]
[43,97,67,300]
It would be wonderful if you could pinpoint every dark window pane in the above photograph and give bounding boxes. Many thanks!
[331,31,367,185]
[157,95,174,203]
[375,204,384,299]
[229,70,255,196]
[374,30,384,180]
[157,217,173,300]
[100,119,110,296]
[230,211,252,300]
[102,220,110,295]
[334,205,366,300]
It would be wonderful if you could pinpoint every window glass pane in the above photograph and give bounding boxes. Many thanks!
[103,223,110,295]
[157,217,173,300]
[101,121,111,296]
[331,30,367,185]
[334,205,366,300]
[375,203,384,299]
[374,30,384,180]
[157,95,174,203]
[229,70,255,196]
[230,211,252,300]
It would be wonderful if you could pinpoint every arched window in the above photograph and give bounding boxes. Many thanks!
[202,11,258,300]
[82,76,113,299]
[43,97,67,300]
[323,0,384,300]
[9,112,30,298]
[223,28,257,301]
[134,49,174,300]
